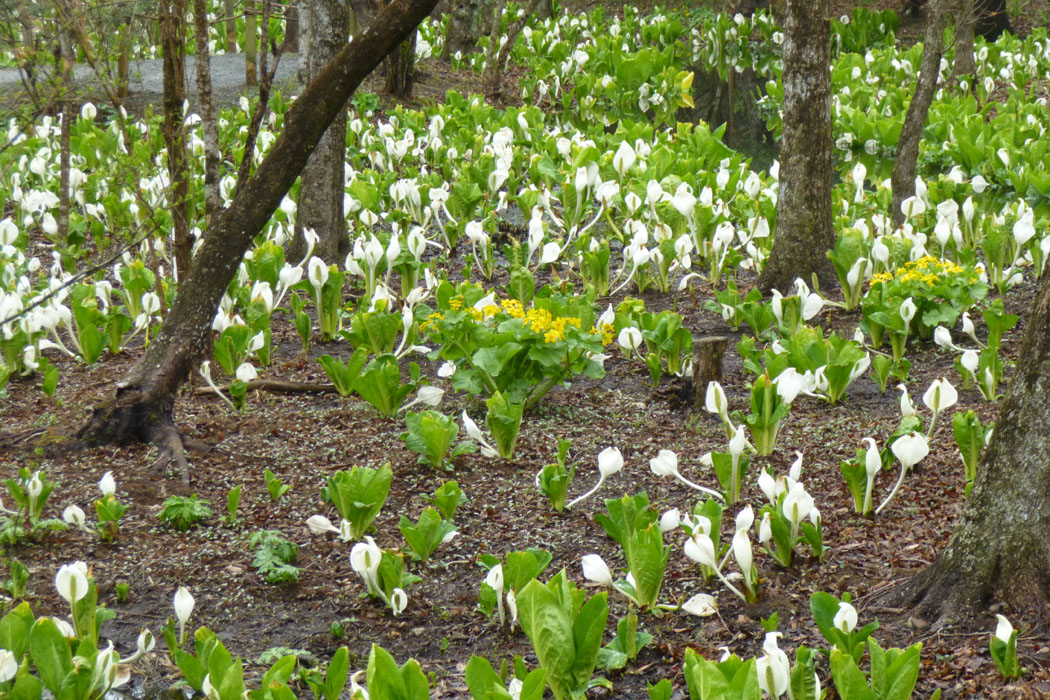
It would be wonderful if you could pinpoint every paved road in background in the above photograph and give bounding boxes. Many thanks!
[0,52,302,112]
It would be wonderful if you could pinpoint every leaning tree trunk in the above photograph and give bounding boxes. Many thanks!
[755,0,835,295]
[160,0,193,279]
[77,0,440,475]
[891,0,949,228]
[882,270,1050,622]
[288,0,351,264]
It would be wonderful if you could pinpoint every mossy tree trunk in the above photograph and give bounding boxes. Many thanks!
[78,0,441,476]
[882,270,1050,622]
[891,0,949,228]
[755,0,835,295]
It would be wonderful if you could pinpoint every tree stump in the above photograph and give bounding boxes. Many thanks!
[692,336,727,406]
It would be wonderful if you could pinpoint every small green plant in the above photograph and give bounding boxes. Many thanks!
[953,410,993,495]
[115,582,130,603]
[537,438,575,512]
[990,614,1023,679]
[598,612,654,672]
[401,410,476,470]
[477,548,553,628]
[1,558,29,599]
[422,480,467,520]
[1,468,66,544]
[318,348,367,397]
[593,492,670,610]
[304,646,351,700]
[398,507,457,561]
[94,472,127,542]
[264,468,292,502]
[249,530,300,584]
[223,485,243,525]
[329,620,345,640]
[157,495,213,531]
[321,463,393,541]
[465,654,546,700]
[516,569,610,700]
[810,592,879,663]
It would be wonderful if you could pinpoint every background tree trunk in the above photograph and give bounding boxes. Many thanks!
[57,25,75,245]
[482,0,540,97]
[282,0,299,52]
[384,31,416,98]
[953,0,977,80]
[193,0,223,227]
[755,0,835,295]
[224,0,237,53]
[441,0,491,59]
[289,0,351,264]
[974,0,1011,40]
[160,0,193,278]
[882,270,1050,623]
[891,0,949,228]
[246,0,258,85]
[78,0,440,470]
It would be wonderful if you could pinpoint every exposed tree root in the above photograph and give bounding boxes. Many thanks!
[875,547,1050,630]
[191,379,338,397]
[77,388,210,485]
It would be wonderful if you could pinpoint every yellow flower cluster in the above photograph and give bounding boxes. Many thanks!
[599,322,615,345]
[871,256,968,288]
[467,304,501,321]
[420,312,444,332]
[501,298,526,319]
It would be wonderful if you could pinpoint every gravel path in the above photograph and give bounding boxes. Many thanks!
[0,52,302,112]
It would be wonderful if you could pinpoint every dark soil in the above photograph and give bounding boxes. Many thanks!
[3,268,1049,699]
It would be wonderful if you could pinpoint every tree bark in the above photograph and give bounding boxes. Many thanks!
[289,0,351,264]
[891,0,949,228]
[193,0,223,226]
[441,0,491,59]
[953,0,977,81]
[246,0,259,85]
[755,0,835,295]
[282,0,300,53]
[160,0,193,279]
[384,31,416,98]
[482,0,540,98]
[77,0,440,471]
[224,0,237,53]
[881,271,1050,623]
[57,25,75,245]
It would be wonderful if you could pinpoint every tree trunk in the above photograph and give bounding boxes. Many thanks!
[441,0,490,59]
[881,271,1050,623]
[755,0,835,295]
[57,27,75,245]
[193,0,223,227]
[77,0,440,473]
[282,0,299,52]
[384,32,416,98]
[482,0,540,98]
[974,0,1010,40]
[246,0,258,85]
[160,0,193,279]
[891,0,949,228]
[289,0,351,264]
[117,15,132,100]
[953,0,977,81]
[225,0,237,53]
